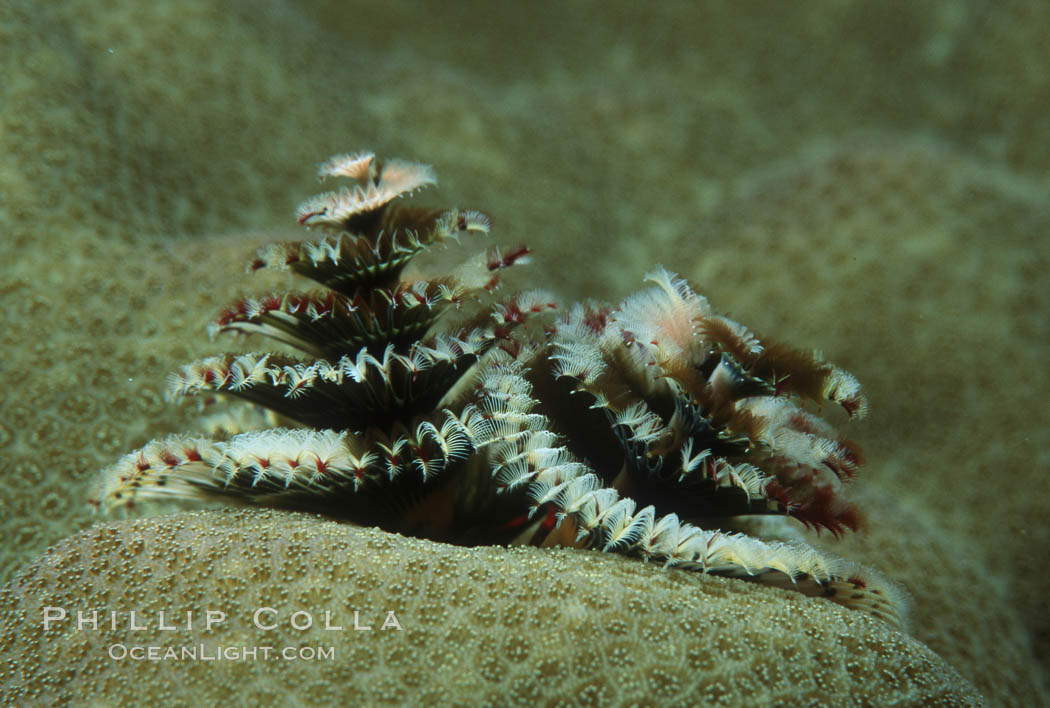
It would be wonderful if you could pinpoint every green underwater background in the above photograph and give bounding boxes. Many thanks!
[1,1,1047,704]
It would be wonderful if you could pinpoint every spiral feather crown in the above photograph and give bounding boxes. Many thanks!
[94,152,906,628]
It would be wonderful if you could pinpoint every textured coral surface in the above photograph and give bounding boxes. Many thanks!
[680,139,1050,702]
[2,1,1048,705]
[0,510,979,706]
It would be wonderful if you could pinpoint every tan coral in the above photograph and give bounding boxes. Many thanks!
[3,2,1049,704]
[680,136,1050,704]
[0,509,980,706]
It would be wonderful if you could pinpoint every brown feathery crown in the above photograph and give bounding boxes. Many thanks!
[94,152,906,629]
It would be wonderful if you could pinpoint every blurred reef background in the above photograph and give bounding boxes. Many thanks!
[1,1,1047,704]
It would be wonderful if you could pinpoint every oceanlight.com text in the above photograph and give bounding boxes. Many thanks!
[107,644,336,662]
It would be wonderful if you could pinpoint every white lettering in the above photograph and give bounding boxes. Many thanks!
[205,610,226,630]
[42,607,66,630]
[253,607,278,631]
[353,610,371,631]
[157,611,175,631]
[128,611,146,631]
[323,611,342,631]
[290,610,313,631]
[77,610,98,631]
[381,611,403,631]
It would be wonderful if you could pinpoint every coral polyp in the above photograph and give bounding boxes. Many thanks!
[94,152,906,627]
